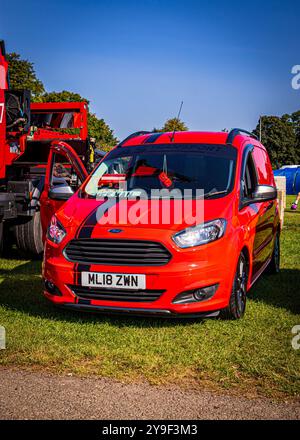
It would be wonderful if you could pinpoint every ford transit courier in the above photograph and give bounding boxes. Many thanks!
[41,129,280,319]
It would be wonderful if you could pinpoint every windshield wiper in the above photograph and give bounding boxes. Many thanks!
[204,190,229,199]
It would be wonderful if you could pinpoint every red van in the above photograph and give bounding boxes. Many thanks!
[41,129,280,319]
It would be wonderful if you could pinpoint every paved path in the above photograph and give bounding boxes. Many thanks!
[0,368,299,420]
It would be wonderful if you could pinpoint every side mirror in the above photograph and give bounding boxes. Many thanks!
[49,185,74,201]
[252,184,277,203]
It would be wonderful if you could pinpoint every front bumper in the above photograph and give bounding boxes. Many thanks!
[58,302,220,318]
[43,221,240,316]
[43,246,236,316]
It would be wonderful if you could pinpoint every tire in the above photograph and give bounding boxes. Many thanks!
[267,232,280,274]
[221,252,248,320]
[14,211,44,257]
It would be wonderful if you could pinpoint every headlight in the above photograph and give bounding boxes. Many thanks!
[47,215,66,244]
[172,219,226,248]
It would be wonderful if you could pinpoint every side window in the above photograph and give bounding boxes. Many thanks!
[263,150,275,186]
[242,153,257,198]
[51,153,83,193]
[252,147,270,184]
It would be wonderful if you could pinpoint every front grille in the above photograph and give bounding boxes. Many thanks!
[64,239,172,266]
[69,285,165,303]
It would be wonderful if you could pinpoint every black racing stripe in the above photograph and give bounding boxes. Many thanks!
[78,299,91,305]
[77,264,90,271]
[73,206,100,284]
[78,199,119,239]
[77,227,93,239]
[78,208,99,239]
[143,133,163,144]
[73,264,79,285]
[75,217,89,239]
[73,200,120,285]
[76,264,90,285]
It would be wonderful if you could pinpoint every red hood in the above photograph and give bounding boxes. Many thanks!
[58,194,235,233]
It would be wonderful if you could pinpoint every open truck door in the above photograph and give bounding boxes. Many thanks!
[40,141,88,239]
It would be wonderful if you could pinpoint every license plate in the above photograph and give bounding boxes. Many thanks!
[81,272,146,290]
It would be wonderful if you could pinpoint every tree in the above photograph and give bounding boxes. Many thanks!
[7,53,117,149]
[253,115,298,168]
[87,112,118,148]
[7,53,45,101]
[41,90,84,103]
[160,118,188,132]
[42,90,117,148]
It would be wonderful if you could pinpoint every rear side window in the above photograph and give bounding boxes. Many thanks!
[243,153,257,198]
[253,147,274,185]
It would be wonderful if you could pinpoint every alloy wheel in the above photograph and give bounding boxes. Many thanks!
[235,255,247,316]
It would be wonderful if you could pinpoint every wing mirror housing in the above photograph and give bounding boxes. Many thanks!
[49,185,74,201]
[240,184,277,208]
[252,184,277,202]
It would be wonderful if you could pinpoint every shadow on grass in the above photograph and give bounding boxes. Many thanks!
[0,257,299,328]
[0,259,203,328]
[249,268,300,314]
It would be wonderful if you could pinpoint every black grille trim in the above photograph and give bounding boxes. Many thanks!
[64,239,172,266]
[69,285,166,303]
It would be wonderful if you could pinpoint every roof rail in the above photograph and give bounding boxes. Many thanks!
[0,40,6,58]
[226,128,258,145]
[117,131,152,147]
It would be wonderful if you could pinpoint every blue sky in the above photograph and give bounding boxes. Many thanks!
[2,0,300,140]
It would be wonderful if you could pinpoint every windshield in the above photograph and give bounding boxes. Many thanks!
[82,143,237,199]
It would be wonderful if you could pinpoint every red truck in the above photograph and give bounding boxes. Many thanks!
[0,40,92,255]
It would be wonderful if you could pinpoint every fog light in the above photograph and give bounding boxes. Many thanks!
[193,289,206,301]
[47,281,55,291]
[44,279,62,296]
[193,285,218,301]
[172,284,219,304]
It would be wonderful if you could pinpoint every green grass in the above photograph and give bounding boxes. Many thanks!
[0,196,299,398]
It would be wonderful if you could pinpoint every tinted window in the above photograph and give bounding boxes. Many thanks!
[83,144,237,199]
[50,152,83,193]
[253,147,269,184]
[243,153,257,197]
